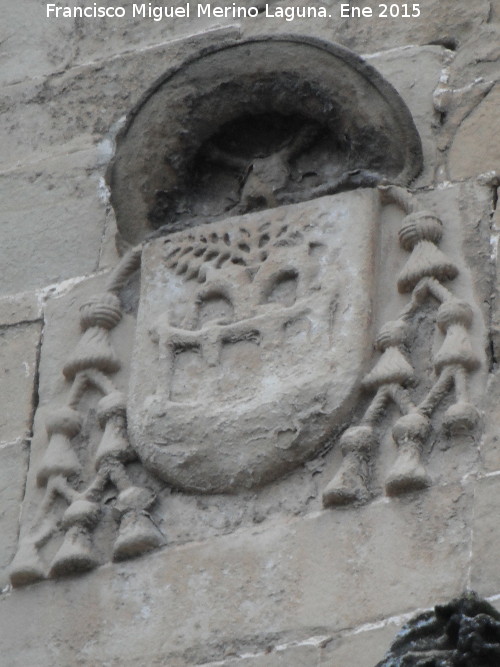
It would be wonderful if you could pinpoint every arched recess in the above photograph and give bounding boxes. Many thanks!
[107,35,423,245]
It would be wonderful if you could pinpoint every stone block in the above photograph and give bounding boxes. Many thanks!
[0,484,470,665]
[365,45,446,188]
[0,149,105,296]
[0,323,41,445]
[3,0,489,90]
[0,443,30,589]
[31,273,135,406]
[470,476,500,597]
[480,373,500,474]
[320,622,404,666]
[448,85,500,181]
[245,0,490,57]
[202,644,320,667]
[0,291,41,327]
[0,27,240,171]
[66,0,238,70]
[0,1,76,86]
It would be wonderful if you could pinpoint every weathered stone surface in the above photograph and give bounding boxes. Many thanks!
[246,0,491,56]
[130,192,379,492]
[0,27,240,171]
[3,0,487,88]
[346,183,490,497]
[97,210,121,270]
[0,291,41,327]
[1,5,499,665]
[365,45,446,187]
[66,0,238,71]
[1,484,470,665]
[31,274,135,407]
[481,373,500,474]
[109,37,422,244]
[444,27,500,89]
[470,476,500,597]
[0,323,41,445]
[0,1,76,86]
[202,644,320,667]
[0,443,29,588]
[14,179,489,582]
[448,85,500,182]
[320,623,404,666]
[0,150,105,296]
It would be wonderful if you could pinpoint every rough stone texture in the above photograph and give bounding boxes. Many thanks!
[448,84,500,181]
[0,323,41,445]
[13,180,489,579]
[365,45,446,188]
[0,485,470,665]
[0,443,30,589]
[130,192,380,492]
[0,1,76,86]
[245,0,492,55]
[202,644,320,667]
[320,624,404,666]
[109,37,422,244]
[481,372,500,474]
[0,291,41,327]
[0,150,106,296]
[470,476,500,598]
[2,0,489,89]
[0,28,240,171]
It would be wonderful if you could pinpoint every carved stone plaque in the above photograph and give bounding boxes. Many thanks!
[17,35,483,589]
[128,190,379,492]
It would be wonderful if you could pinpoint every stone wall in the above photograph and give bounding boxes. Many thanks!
[0,2,499,665]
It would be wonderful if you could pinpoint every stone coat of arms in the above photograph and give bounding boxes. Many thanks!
[9,36,482,586]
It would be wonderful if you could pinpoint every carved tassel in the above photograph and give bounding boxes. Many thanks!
[434,324,479,373]
[37,407,82,486]
[397,213,458,293]
[434,299,479,374]
[443,400,480,433]
[362,320,414,390]
[95,392,135,468]
[113,513,164,561]
[112,486,163,561]
[433,300,480,432]
[363,347,414,389]
[49,500,100,577]
[9,541,46,587]
[322,426,375,506]
[385,413,431,495]
[63,293,122,379]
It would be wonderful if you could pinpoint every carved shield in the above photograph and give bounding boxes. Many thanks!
[127,189,380,492]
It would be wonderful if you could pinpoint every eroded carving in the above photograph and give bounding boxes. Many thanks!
[108,36,423,245]
[12,37,483,586]
[9,248,164,587]
[323,186,480,507]
[128,191,379,494]
[11,183,482,585]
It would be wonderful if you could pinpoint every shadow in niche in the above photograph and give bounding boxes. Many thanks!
[148,111,382,231]
[109,37,423,245]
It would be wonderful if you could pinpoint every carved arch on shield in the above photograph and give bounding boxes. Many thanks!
[107,35,423,247]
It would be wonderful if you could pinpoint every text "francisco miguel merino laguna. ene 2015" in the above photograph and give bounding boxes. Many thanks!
[46,3,331,21]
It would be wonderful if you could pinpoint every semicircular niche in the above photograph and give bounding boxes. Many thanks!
[108,35,423,245]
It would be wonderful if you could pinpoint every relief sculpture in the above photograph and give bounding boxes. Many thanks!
[9,36,482,586]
